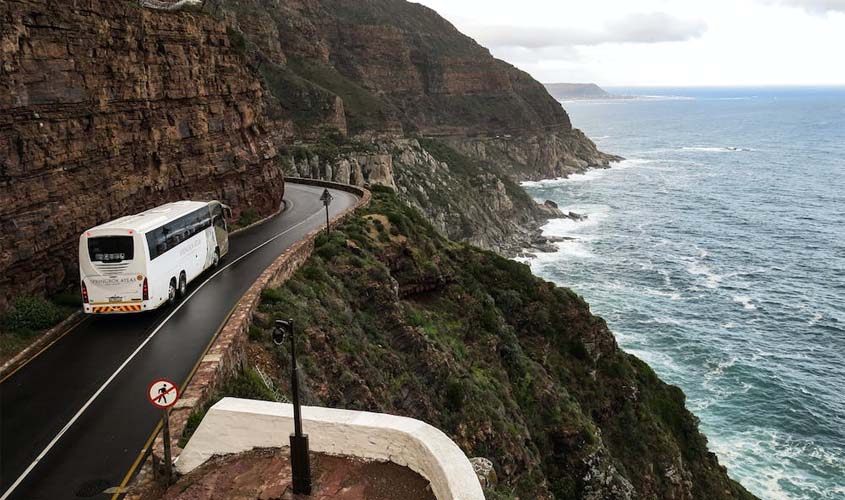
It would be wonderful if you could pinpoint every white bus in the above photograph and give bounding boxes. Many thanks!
[79,200,231,314]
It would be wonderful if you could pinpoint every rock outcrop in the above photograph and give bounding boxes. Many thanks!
[282,139,562,254]
[0,0,284,307]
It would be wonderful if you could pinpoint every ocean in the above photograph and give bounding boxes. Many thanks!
[522,87,845,500]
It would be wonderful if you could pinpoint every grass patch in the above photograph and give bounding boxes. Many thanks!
[0,295,79,363]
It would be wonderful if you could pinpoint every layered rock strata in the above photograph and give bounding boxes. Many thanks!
[0,0,284,307]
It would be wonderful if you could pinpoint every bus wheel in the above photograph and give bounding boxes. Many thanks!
[167,278,177,304]
[212,248,220,268]
[178,272,187,298]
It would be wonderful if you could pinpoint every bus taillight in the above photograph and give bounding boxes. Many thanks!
[81,281,89,304]
[142,277,149,301]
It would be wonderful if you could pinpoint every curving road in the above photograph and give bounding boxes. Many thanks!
[0,183,359,500]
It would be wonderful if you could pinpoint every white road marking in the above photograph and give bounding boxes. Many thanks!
[0,187,354,499]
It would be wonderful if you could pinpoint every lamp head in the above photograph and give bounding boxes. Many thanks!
[272,319,292,346]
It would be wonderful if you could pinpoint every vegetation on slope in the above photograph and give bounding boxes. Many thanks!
[0,294,80,363]
[230,188,757,500]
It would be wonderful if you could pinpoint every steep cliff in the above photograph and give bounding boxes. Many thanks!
[0,0,284,307]
[245,189,757,500]
[210,0,614,252]
[220,0,618,179]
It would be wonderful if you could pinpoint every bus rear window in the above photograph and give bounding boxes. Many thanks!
[88,236,134,263]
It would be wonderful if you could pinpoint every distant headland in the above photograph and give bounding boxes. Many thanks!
[544,82,622,100]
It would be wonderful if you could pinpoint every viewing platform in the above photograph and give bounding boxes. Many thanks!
[173,398,486,500]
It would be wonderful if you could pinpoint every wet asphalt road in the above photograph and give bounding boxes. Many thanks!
[0,183,358,500]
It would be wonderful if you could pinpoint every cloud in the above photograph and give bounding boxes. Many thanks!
[471,12,707,49]
[763,0,845,13]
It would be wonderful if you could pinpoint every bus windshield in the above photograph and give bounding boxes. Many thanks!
[88,236,134,263]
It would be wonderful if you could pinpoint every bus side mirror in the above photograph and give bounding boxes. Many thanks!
[223,205,233,220]
[272,319,292,346]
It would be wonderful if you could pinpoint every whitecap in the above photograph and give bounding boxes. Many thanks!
[733,295,757,310]
[685,260,723,289]
[520,158,651,188]
[681,146,753,153]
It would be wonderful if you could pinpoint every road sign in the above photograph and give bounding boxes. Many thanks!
[147,378,179,409]
[320,188,333,206]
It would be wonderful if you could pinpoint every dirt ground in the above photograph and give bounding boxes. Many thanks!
[157,448,436,500]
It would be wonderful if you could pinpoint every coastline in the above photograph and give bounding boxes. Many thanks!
[515,157,624,259]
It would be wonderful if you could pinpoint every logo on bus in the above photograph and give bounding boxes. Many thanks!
[90,277,137,286]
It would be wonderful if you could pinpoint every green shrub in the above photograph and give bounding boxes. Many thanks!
[237,208,260,227]
[445,379,466,410]
[51,290,82,307]
[226,26,247,54]
[1,297,66,334]
[220,367,278,402]
[178,407,207,447]
[302,265,324,281]
[248,325,264,342]
[568,340,589,360]
[261,287,286,304]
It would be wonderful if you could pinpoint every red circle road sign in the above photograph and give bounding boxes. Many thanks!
[147,378,179,409]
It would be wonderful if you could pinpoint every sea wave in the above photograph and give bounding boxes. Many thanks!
[519,159,651,188]
[681,146,753,152]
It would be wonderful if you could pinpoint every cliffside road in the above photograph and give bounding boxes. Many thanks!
[0,183,359,500]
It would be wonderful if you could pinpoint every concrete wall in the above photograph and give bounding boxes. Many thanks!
[178,397,485,500]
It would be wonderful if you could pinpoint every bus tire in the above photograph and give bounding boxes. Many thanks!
[212,248,220,268]
[178,272,187,298]
[167,278,177,305]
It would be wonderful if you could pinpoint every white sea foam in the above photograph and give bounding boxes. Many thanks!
[648,289,683,300]
[540,206,608,237]
[707,426,845,500]
[684,260,723,289]
[520,158,651,188]
[681,146,753,153]
[733,295,757,310]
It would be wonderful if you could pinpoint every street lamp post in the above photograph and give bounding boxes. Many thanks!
[272,319,312,495]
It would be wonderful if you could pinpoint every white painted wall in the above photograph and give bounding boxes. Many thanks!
[177,398,485,500]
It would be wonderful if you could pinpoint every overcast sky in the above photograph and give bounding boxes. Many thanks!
[413,0,845,87]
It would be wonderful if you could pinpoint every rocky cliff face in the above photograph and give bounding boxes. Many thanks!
[0,0,284,307]
[213,0,615,251]
[282,138,562,254]
[0,0,620,308]
[221,0,618,175]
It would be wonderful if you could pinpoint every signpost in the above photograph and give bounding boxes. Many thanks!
[319,188,333,237]
[272,319,312,495]
[147,378,179,485]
